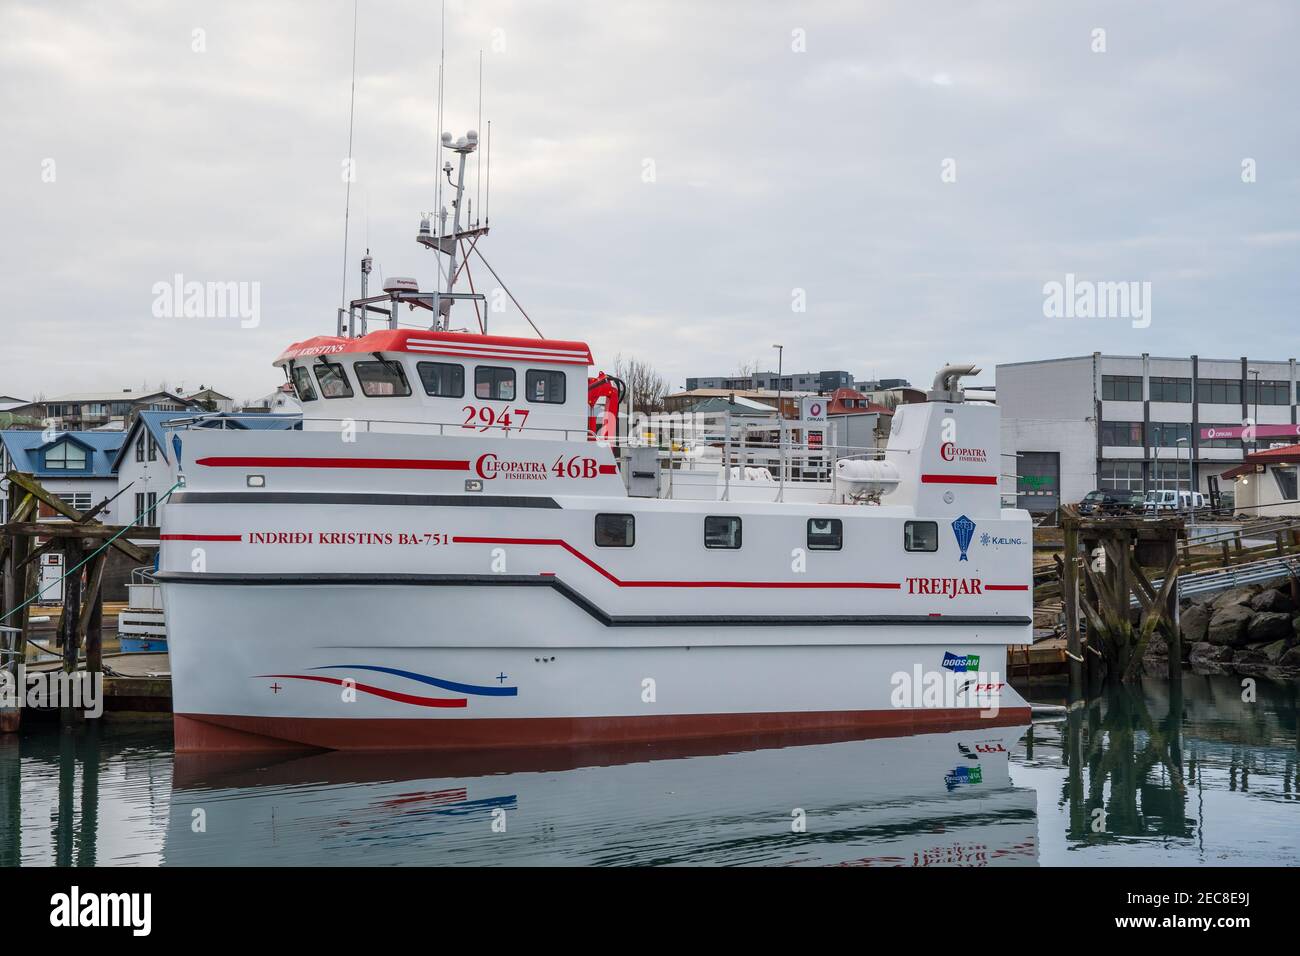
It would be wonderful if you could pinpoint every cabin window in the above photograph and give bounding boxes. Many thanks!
[704,515,742,549]
[807,518,843,551]
[135,433,145,462]
[313,361,354,399]
[354,360,412,397]
[475,366,516,401]
[147,435,157,461]
[291,366,318,402]
[417,361,465,398]
[595,513,635,548]
[903,521,938,552]
[526,369,566,404]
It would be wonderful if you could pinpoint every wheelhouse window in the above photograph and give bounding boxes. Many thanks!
[526,369,566,404]
[595,513,635,548]
[354,360,412,397]
[417,361,465,398]
[290,366,318,402]
[475,366,516,401]
[904,521,938,552]
[705,515,742,549]
[807,518,843,551]
[135,433,145,462]
[43,440,87,470]
[313,361,354,399]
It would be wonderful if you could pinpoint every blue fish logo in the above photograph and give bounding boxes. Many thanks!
[951,514,975,561]
[172,434,183,471]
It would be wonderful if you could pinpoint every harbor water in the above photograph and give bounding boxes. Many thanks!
[2,674,1297,867]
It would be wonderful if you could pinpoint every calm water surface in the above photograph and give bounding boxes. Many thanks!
[3,674,1297,866]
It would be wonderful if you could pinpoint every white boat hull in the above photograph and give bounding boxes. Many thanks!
[165,579,1029,751]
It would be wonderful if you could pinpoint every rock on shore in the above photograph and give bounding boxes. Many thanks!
[1176,583,1300,679]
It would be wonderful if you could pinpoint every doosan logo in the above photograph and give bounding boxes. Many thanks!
[940,442,988,463]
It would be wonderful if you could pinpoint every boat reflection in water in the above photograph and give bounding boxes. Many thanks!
[163,723,1037,866]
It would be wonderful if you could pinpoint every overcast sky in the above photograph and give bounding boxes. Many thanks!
[1,0,1297,403]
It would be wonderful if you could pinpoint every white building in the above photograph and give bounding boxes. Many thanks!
[997,353,1299,515]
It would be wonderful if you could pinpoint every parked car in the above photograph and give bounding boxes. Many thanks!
[1144,489,1205,514]
[1078,490,1144,516]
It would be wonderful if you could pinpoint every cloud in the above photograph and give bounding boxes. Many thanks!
[0,0,1297,405]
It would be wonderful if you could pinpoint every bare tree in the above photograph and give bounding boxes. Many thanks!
[613,354,668,413]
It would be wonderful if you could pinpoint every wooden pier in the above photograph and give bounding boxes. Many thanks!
[1,471,163,731]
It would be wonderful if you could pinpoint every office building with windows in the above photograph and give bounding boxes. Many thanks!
[685,370,855,393]
[996,353,1299,514]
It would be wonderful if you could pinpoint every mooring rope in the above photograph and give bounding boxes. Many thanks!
[0,479,182,625]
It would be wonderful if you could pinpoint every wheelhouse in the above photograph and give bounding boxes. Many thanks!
[275,329,597,439]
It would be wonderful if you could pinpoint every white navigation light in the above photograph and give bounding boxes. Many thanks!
[441,131,453,145]
[466,129,478,142]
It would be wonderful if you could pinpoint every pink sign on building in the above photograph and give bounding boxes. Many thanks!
[1200,424,1300,441]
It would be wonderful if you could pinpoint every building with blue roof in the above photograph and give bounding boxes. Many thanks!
[111,411,300,527]
[0,412,300,526]
[0,429,124,521]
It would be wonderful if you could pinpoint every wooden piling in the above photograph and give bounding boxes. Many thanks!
[1062,519,1083,698]
[1062,511,1184,683]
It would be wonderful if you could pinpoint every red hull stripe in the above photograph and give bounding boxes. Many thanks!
[161,533,243,542]
[984,584,1029,591]
[257,674,467,708]
[174,706,1033,752]
[195,456,470,471]
[453,535,900,589]
[920,474,999,485]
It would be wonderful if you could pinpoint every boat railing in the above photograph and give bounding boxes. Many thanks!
[130,565,157,586]
[163,412,596,442]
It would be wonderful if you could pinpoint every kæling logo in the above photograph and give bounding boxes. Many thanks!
[979,532,1024,547]
[952,515,975,561]
[942,651,980,673]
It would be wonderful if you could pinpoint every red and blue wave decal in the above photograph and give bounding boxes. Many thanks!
[255,665,518,709]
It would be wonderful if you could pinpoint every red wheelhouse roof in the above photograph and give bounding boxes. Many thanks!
[275,329,594,367]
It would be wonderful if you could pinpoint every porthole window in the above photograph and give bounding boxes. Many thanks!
[807,518,843,551]
[705,515,742,550]
[595,513,635,548]
[904,521,938,552]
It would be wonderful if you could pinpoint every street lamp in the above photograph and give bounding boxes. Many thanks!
[1152,424,1161,499]
[1249,367,1261,452]
[773,344,785,501]
[1176,436,1193,524]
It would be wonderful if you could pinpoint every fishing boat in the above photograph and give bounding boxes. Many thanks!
[117,567,168,654]
[156,128,1033,752]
